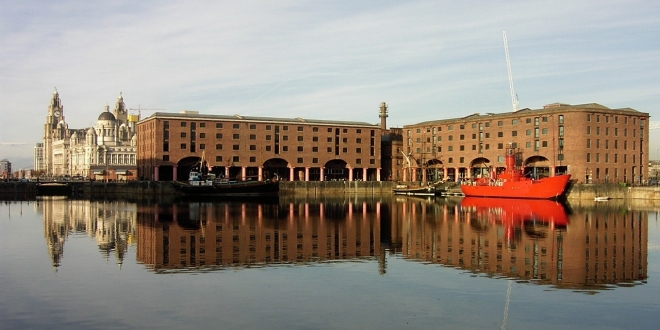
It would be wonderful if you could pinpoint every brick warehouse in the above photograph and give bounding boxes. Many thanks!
[136,109,385,182]
[400,103,650,184]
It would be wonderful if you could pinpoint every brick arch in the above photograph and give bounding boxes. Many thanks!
[263,158,290,180]
[425,158,444,168]
[324,159,349,180]
[524,155,551,179]
[469,157,492,168]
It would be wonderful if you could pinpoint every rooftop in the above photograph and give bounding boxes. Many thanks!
[407,103,648,127]
[142,111,380,128]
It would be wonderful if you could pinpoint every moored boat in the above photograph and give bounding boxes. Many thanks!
[460,144,571,199]
[177,178,280,197]
[176,151,280,197]
[393,184,437,196]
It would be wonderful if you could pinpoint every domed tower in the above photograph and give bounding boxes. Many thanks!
[95,105,117,146]
[118,123,130,142]
[71,131,79,146]
[86,127,97,145]
[113,92,128,127]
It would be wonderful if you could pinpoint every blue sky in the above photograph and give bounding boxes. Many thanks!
[1,0,659,169]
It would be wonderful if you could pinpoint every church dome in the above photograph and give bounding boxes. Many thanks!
[98,111,116,121]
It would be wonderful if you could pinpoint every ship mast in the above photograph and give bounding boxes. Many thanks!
[503,31,519,112]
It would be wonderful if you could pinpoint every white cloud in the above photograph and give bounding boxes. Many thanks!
[1,0,659,162]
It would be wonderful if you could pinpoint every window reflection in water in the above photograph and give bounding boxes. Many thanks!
[37,196,648,289]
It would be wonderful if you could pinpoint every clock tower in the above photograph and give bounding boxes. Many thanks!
[43,88,64,176]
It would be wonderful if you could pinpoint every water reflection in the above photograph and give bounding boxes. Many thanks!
[135,199,383,273]
[40,196,136,268]
[395,196,647,289]
[36,196,648,289]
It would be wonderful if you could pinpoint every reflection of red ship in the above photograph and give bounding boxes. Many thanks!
[460,144,571,199]
[460,197,568,226]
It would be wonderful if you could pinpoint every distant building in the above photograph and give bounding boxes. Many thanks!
[402,103,650,184]
[42,89,139,180]
[0,159,11,179]
[34,143,44,172]
[136,109,384,181]
[649,160,660,183]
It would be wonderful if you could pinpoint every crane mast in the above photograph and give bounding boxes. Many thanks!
[503,31,519,112]
[128,105,165,121]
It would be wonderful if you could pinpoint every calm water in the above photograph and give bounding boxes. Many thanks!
[1,196,659,330]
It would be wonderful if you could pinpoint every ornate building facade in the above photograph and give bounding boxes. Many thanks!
[42,89,139,180]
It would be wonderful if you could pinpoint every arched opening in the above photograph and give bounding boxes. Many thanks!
[177,156,204,181]
[324,159,348,181]
[263,158,289,180]
[524,155,550,179]
[425,159,444,183]
[469,157,492,179]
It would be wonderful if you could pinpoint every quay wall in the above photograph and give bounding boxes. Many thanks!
[564,183,660,201]
[1,181,660,201]
[279,181,393,196]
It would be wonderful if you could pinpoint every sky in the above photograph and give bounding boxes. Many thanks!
[1,0,659,169]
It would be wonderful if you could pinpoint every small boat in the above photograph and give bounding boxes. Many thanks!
[460,144,571,199]
[178,157,279,197]
[594,196,610,201]
[393,184,437,196]
[177,178,280,197]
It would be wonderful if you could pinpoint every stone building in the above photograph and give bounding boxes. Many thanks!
[401,103,650,184]
[42,89,139,180]
[136,109,384,182]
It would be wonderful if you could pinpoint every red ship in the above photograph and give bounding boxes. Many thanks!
[460,144,571,199]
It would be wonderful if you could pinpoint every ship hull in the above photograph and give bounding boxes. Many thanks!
[460,174,571,199]
[393,185,437,196]
[177,180,280,197]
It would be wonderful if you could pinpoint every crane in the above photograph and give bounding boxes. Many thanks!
[503,31,519,112]
[127,105,165,121]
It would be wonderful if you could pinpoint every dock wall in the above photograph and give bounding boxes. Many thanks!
[1,181,660,201]
[564,183,660,201]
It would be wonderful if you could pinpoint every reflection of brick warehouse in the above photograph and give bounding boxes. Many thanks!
[136,202,382,270]
[402,103,650,184]
[136,109,386,182]
[391,200,648,288]
[560,209,648,286]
